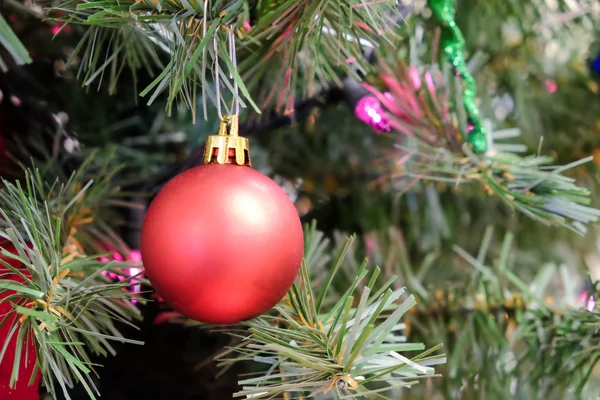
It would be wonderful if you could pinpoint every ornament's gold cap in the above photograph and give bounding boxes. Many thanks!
[203,115,251,166]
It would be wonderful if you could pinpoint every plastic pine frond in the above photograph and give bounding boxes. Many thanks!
[362,226,600,397]
[367,61,600,234]
[529,295,600,395]
[0,170,144,399]
[302,220,333,274]
[70,26,165,98]
[1,153,136,254]
[53,0,259,119]
[456,231,600,397]
[218,230,445,399]
[0,15,32,71]
[52,0,403,116]
[239,0,402,111]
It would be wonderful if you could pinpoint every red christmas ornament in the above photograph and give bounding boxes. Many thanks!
[141,115,304,324]
[0,241,41,400]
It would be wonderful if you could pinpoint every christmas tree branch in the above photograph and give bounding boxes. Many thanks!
[156,222,599,397]
[0,167,145,399]
[367,55,600,233]
[0,15,31,72]
[4,152,140,255]
[70,26,165,99]
[0,14,32,71]
[214,223,445,399]
[50,0,402,118]
[526,293,600,396]
[355,225,600,397]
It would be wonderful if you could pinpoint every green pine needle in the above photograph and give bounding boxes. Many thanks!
[370,59,600,233]
[0,14,32,71]
[51,0,401,116]
[0,169,144,399]
[361,224,600,398]
[219,226,445,399]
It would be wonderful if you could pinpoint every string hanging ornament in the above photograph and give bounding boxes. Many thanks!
[141,28,304,324]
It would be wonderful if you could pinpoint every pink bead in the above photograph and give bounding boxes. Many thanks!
[545,80,558,93]
[587,295,596,312]
[580,291,596,312]
[99,247,145,302]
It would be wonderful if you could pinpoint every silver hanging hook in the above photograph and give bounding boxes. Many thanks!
[214,34,223,120]
[228,27,240,115]
[201,0,209,119]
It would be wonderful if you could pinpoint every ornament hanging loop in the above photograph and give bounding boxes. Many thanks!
[203,114,251,167]
[227,27,240,115]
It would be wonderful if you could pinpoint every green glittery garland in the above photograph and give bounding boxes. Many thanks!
[428,0,487,153]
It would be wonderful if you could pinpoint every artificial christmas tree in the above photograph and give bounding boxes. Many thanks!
[1,0,600,399]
